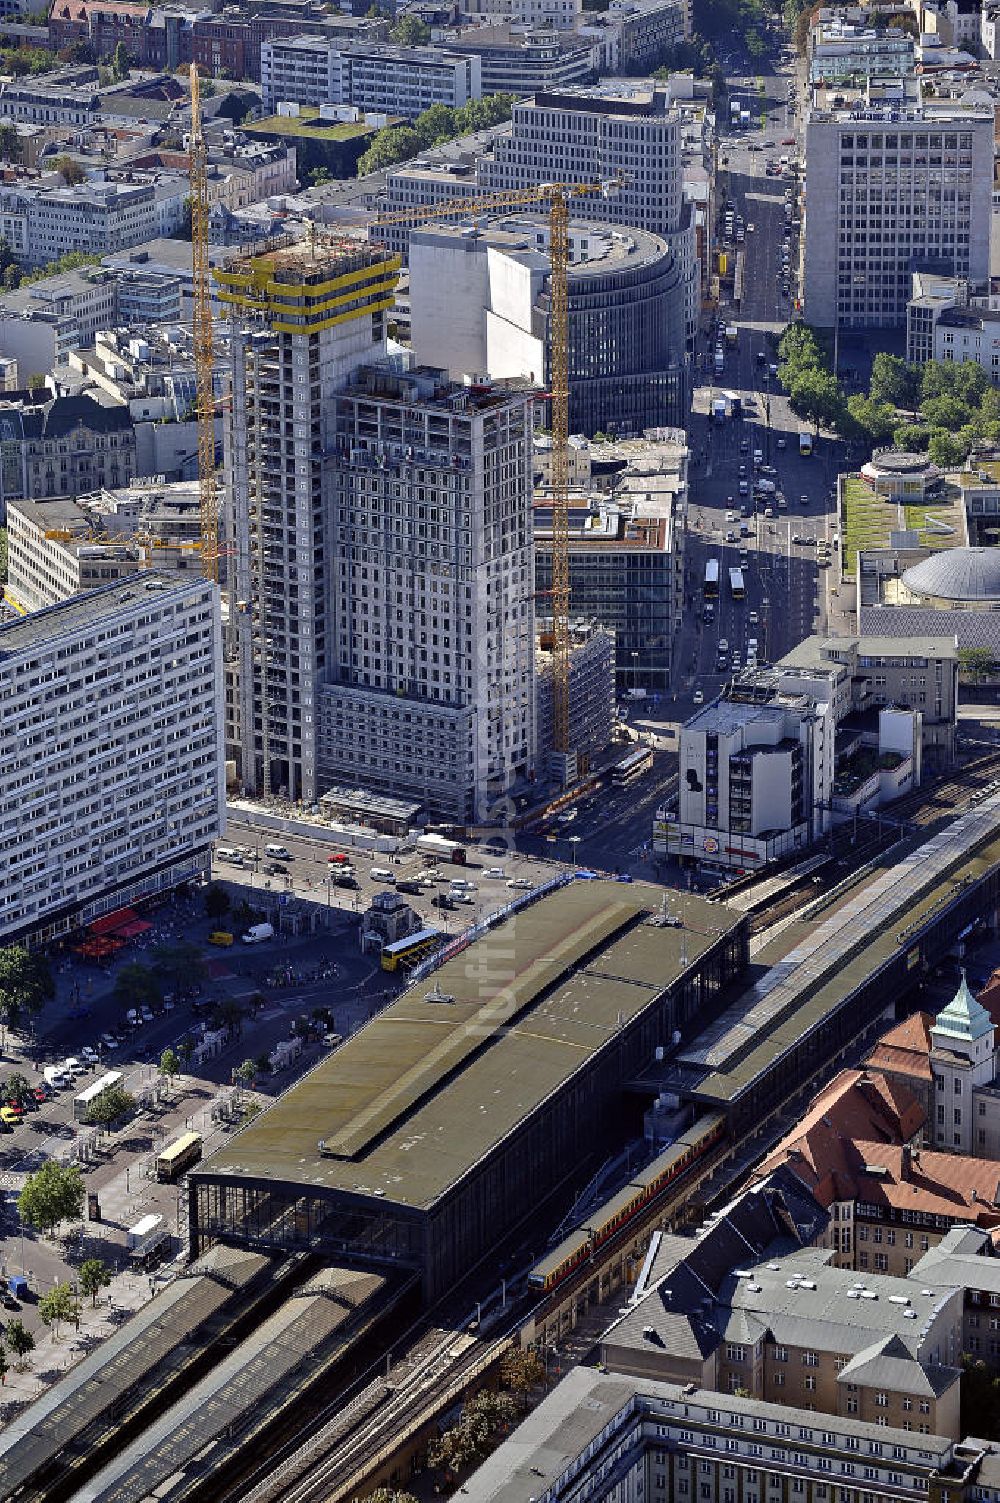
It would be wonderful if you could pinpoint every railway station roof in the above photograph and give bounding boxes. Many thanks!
[689,797,1000,1107]
[196,882,741,1210]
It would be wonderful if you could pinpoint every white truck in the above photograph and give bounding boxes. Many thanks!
[711,397,727,423]
[242,922,275,945]
[714,351,725,376]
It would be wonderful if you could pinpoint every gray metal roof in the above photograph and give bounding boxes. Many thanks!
[903,546,1000,602]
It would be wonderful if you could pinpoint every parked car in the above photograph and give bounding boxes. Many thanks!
[507,877,533,890]
[483,867,506,879]
[81,1046,101,1065]
[0,1107,21,1126]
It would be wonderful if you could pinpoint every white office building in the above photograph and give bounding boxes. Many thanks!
[662,691,834,872]
[0,180,158,268]
[220,238,535,823]
[260,35,481,116]
[802,79,992,329]
[0,574,225,945]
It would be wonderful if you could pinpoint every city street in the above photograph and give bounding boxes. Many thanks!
[675,59,853,723]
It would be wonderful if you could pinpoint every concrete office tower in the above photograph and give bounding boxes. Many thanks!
[219,238,536,821]
[409,218,688,436]
[478,86,698,344]
[0,573,225,946]
[803,78,992,330]
[318,367,536,823]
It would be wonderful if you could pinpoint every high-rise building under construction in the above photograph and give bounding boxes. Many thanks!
[219,238,536,822]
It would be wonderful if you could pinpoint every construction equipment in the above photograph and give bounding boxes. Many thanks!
[44,526,201,554]
[189,62,219,584]
[368,179,616,768]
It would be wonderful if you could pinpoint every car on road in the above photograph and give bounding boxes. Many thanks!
[693,689,705,705]
[801,493,810,506]
[81,1046,100,1065]
[747,223,755,233]
[738,480,749,497]
[740,439,750,454]
[719,638,729,652]
[101,1032,120,1049]
[776,437,786,450]
[764,506,775,518]
[432,893,456,910]
[507,877,533,890]
[725,509,737,521]
[1,1107,20,1127]
[336,873,359,889]
[782,136,796,145]
[483,867,506,879]
[749,610,759,625]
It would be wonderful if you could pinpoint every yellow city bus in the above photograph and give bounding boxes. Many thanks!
[156,1131,203,1183]
[380,928,441,972]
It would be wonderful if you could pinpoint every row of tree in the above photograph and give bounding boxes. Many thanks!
[777,325,1000,468]
[357,93,515,178]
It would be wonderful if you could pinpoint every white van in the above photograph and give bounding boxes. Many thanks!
[371,867,395,882]
[242,922,275,945]
[265,843,291,860]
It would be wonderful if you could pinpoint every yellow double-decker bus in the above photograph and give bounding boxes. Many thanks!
[381,928,441,972]
[156,1131,203,1183]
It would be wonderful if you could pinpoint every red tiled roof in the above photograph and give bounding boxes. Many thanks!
[866,1011,934,1083]
[757,1068,927,1203]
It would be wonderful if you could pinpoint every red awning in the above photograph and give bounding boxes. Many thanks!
[90,907,139,937]
[114,918,152,939]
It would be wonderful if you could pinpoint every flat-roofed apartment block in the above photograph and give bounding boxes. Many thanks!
[219,237,536,820]
[0,573,225,945]
[458,1365,992,1503]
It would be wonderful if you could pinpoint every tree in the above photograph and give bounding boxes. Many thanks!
[111,40,130,80]
[113,963,161,1012]
[920,394,973,432]
[79,1257,112,1305]
[5,1072,32,1106]
[177,1036,196,1069]
[204,883,231,920]
[158,1047,180,1092]
[52,153,85,185]
[787,366,845,432]
[500,1346,546,1404]
[959,647,995,684]
[0,946,54,1025]
[927,428,965,468]
[5,1318,34,1368]
[846,394,897,444]
[18,1161,84,1234]
[414,101,458,148]
[390,14,430,43]
[869,352,919,410]
[235,1057,256,1086]
[212,997,246,1037]
[38,1282,78,1340]
[254,1051,272,1076]
[83,1084,135,1127]
[895,421,929,451]
[0,1342,9,1386]
[0,123,17,161]
[309,166,331,186]
[151,941,206,990]
[357,125,422,176]
[25,372,46,392]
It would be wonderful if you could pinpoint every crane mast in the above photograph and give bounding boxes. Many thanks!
[189,63,218,583]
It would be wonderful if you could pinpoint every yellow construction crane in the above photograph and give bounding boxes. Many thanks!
[189,62,219,584]
[369,178,616,768]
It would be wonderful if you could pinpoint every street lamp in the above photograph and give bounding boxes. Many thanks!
[568,835,582,868]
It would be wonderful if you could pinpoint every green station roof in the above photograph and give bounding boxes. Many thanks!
[694,821,1000,1106]
[197,883,740,1211]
